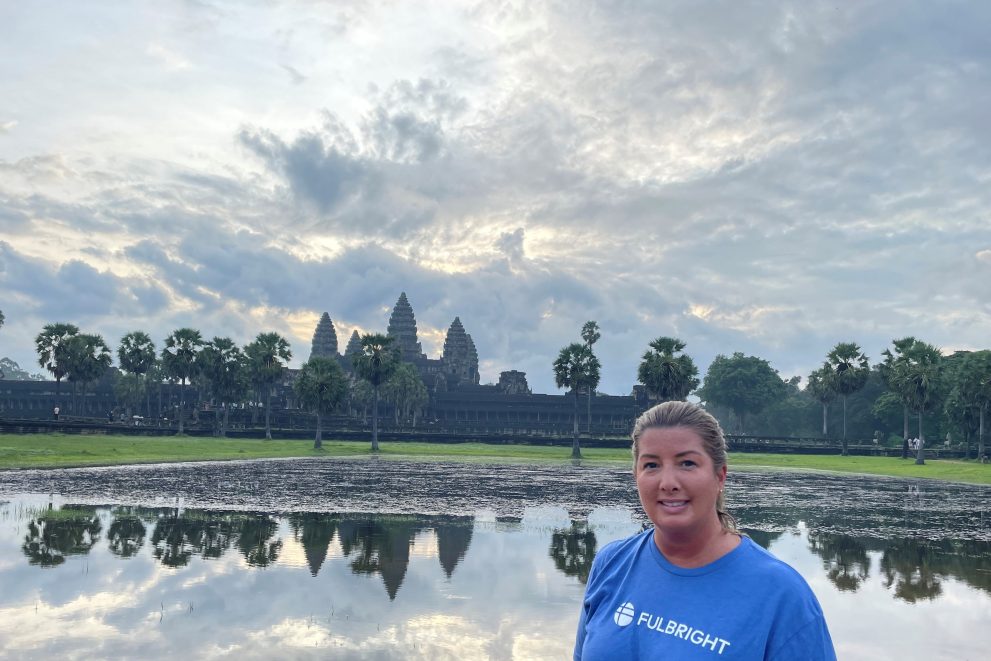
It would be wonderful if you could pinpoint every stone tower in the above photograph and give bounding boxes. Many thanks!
[309,312,338,360]
[387,292,424,362]
[344,330,362,358]
[498,370,531,395]
[442,317,480,386]
[467,335,478,379]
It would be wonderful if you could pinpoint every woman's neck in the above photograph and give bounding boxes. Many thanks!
[653,519,740,568]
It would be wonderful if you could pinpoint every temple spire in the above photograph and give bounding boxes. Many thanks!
[345,330,362,357]
[387,292,424,362]
[443,317,480,385]
[309,312,338,360]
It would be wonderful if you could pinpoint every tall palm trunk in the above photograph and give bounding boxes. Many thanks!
[371,387,380,452]
[265,387,273,440]
[178,381,186,435]
[586,388,592,434]
[314,407,323,450]
[571,391,581,459]
[901,405,910,459]
[144,375,152,422]
[222,403,230,438]
[841,395,849,456]
[821,402,828,436]
[915,411,925,465]
[978,405,985,462]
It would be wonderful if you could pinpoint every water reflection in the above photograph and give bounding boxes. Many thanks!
[549,521,597,584]
[11,503,991,605]
[106,507,145,558]
[807,532,871,592]
[881,538,943,602]
[149,508,240,567]
[288,512,336,576]
[237,514,282,567]
[22,504,102,567]
[0,461,989,660]
[19,504,481,601]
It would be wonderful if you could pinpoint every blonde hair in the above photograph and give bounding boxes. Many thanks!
[631,401,738,532]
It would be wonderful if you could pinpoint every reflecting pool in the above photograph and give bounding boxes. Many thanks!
[0,458,989,660]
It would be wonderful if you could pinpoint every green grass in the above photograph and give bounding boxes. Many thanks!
[0,434,989,485]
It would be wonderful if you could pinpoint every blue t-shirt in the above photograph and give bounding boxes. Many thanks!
[574,530,836,660]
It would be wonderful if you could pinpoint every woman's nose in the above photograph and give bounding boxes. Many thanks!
[657,467,680,491]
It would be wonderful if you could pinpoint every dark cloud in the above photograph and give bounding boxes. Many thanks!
[238,125,376,214]
[495,228,525,262]
[3,0,990,392]
[0,242,162,323]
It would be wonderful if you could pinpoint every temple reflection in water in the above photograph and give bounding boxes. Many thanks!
[16,503,991,605]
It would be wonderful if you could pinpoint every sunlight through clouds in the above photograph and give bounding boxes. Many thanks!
[1,0,989,392]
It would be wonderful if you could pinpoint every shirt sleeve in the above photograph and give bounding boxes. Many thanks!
[768,615,837,661]
[574,541,612,661]
[573,598,589,661]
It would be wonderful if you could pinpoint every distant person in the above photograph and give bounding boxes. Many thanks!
[574,401,835,659]
[53,406,60,421]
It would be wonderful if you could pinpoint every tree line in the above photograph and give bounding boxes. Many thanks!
[555,323,991,464]
[30,322,425,450]
[11,313,991,462]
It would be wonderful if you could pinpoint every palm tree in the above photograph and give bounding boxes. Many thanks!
[349,378,375,423]
[197,337,248,437]
[382,362,428,427]
[902,342,943,465]
[245,332,292,440]
[825,342,870,456]
[553,343,601,459]
[294,356,348,449]
[35,322,79,410]
[806,364,837,436]
[351,334,399,452]
[637,337,699,403]
[879,337,920,458]
[118,331,157,419]
[64,333,112,415]
[161,328,205,435]
[114,373,145,419]
[953,350,991,461]
[580,321,601,433]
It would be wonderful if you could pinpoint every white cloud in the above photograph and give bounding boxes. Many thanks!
[1,0,989,393]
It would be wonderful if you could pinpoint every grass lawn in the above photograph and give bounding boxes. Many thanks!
[0,434,988,485]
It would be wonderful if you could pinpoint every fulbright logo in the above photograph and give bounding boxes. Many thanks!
[613,601,636,627]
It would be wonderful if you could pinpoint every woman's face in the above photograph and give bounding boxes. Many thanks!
[634,426,726,537]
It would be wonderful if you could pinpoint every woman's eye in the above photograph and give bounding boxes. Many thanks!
[680,460,696,468]
[642,461,658,470]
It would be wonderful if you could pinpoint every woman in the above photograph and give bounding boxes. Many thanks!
[574,401,836,660]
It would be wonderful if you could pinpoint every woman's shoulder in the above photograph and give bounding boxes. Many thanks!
[596,527,653,564]
[738,537,803,574]
[734,537,823,602]
[583,528,654,594]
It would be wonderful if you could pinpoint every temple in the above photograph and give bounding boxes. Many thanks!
[308,292,640,434]
[0,292,642,434]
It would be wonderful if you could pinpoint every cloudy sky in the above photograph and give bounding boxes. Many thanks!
[1,0,989,394]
